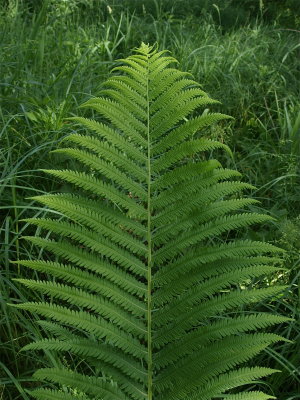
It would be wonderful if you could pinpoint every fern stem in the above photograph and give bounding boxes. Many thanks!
[146,50,153,400]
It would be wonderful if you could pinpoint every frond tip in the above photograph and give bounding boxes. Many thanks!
[135,42,157,55]
[14,43,287,400]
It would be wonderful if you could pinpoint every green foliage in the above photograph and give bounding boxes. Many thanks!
[1,1,299,398]
[81,0,300,29]
[12,44,290,400]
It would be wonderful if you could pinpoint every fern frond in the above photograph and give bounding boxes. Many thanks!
[41,169,146,218]
[20,237,147,295]
[99,89,147,119]
[24,339,147,384]
[154,286,287,345]
[111,65,147,86]
[187,367,278,400]
[225,392,276,400]
[154,314,291,369]
[152,181,256,227]
[103,78,147,110]
[150,79,206,115]
[154,264,283,306]
[33,368,127,400]
[52,148,147,200]
[153,169,242,213]
[32,193,146,237]
[23,218,146,276]
[80,97,147,145]
[154,240,283,286]
[15,279,146,337]
[155,333,284,394]
[157,334,280,398]
[153,213,273,263]
[37,319,81,340]
[152,198,259,244]
[154,265,284,322]
[152,113,233,154]
[152,159,222,190]
[15,43,287,400]
[152,139,232,173]
[68,117,146,163]
[150,68,191,99]
[16,260,146,317]
[14,302,147,359]
[64,133,147,181]
[29,388,92,400]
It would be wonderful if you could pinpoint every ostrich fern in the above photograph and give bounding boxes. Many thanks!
[14,43,289,400]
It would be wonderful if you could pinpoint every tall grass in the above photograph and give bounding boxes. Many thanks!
[0,0,299,398]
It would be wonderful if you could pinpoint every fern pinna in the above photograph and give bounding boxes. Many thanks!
[14,43,289,400]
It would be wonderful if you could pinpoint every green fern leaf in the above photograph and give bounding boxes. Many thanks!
[29,388,92,400]
[14,43,287,400]
[225,393,276,400]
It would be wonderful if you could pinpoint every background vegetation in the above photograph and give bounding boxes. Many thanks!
[0,0,299,399]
